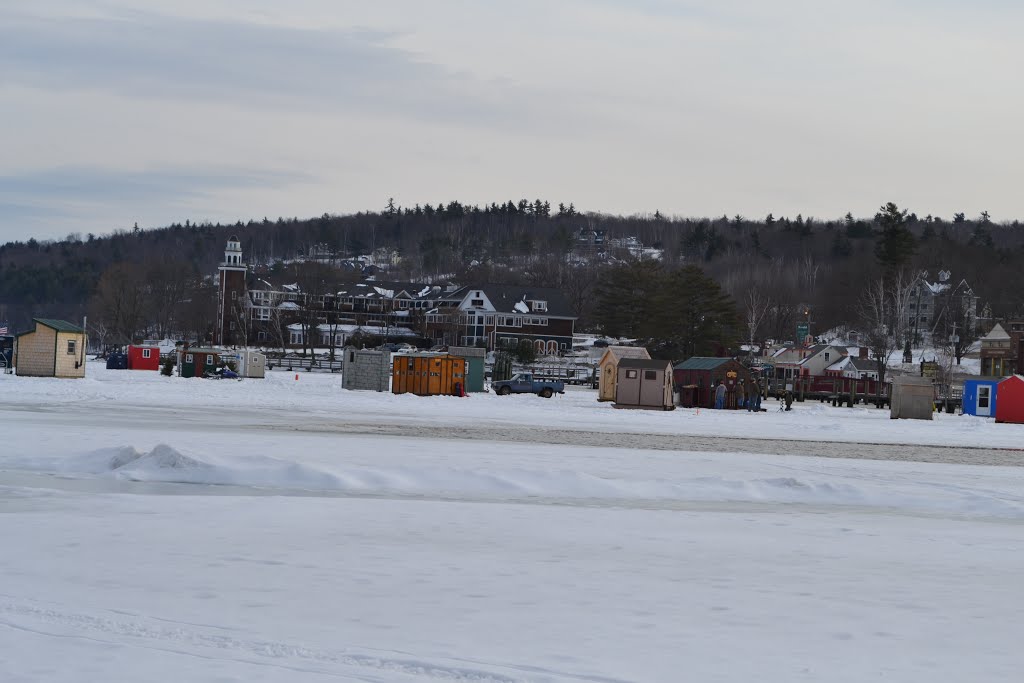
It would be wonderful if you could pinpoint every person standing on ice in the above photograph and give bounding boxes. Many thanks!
[784,388,794,411]
[714,381,727,409]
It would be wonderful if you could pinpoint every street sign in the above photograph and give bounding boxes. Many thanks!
[796,323,809,344]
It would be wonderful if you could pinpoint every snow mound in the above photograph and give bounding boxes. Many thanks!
[116,444,212,477]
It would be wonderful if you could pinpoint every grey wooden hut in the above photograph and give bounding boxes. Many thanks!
[889,375,934,420]
[447,346,486,392]
[614,358,675,410]
[342,347,391,391]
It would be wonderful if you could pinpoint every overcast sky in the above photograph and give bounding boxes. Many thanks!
[1,1,1021,242]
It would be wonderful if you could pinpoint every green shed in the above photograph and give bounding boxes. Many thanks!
[177,347,220,378]
[447,346,487,393]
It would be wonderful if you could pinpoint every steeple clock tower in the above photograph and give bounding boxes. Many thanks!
[216,236,247,346]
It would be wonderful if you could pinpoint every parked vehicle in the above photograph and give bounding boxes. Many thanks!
[492,373,565,398]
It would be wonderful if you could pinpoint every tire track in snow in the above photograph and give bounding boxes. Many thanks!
[0,598,632,683]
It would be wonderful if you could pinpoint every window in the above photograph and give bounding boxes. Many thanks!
[206,355,214,365]
[824,352,830,362]
[230,321,236,330]
[66,340,76,355]
[142,348,151,359]
[626,369,638,379]
[471,299,484,307]
[644,370,657,380]
[531,300,547,312]
[231,290,237,300]
[979,386,990,409]
[185,354,193,363]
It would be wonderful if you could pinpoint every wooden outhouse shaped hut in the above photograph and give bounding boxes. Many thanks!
[962,379,999,417]
[597,346,651,401]
[447,346,487,392]
[177,347,220,378]
[994,375,1024,424]
[392,353,467,396]
[14,318,87,378]
[127,345,160,371]
[236,350,266,378]
[614,358,674,410]
[342,347,391,391]
[889,375,934,420]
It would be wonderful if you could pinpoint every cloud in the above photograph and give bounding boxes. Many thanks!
[0,166,311,240]
[0,10,549,129]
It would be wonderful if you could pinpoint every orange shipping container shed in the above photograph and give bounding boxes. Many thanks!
[392,354,467,396]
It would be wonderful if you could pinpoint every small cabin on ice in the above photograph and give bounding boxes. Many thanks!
[127,345,160,371]
[962,379,998,418]
[614,358,674,410]
[994,375,1024,424]
[597,346,651,402]
[15,318,87,378]
[177,347,220,378]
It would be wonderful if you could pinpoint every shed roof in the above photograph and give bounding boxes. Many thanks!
[600,346,651,362]
[28,318,85,334]
[673,357,732,370]
[618,358,672,371]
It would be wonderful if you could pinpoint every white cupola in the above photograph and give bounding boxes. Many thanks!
[224,235,243,266]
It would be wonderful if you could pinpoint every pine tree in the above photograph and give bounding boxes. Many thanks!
[874,202,916,273]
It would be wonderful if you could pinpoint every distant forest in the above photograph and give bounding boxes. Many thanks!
[1,199,1022,345]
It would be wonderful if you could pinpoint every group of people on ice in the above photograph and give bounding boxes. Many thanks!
[710,378,779,412]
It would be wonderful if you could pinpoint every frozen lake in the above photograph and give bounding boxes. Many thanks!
[1,364,1022,681]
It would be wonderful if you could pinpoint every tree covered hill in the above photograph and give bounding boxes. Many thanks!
[0,200,1021,343]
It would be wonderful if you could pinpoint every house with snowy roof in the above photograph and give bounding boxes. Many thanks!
[424,284,577,355]
[769,343,848,382]
[906,270,978,343]
[825,350,880,381]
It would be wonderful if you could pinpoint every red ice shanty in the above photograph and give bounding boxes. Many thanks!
[127,345,160,371]
[994,375,1024,424]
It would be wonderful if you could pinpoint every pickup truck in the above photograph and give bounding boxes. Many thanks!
[492,373,565,398]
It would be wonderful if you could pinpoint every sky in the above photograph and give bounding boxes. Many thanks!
[1,0,1021,243]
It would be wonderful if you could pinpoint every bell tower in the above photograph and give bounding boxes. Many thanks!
[216,236,247,346]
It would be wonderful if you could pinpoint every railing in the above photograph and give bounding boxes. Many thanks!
[265,353,345,373]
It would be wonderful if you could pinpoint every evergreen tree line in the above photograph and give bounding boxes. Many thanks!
[0,200,1022,345]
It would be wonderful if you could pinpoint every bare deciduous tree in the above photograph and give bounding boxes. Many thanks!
[858,271,916,393]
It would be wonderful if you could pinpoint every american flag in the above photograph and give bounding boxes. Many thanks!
[0,323,8,335]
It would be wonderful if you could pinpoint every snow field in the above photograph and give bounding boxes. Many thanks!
[2,363,1024,681]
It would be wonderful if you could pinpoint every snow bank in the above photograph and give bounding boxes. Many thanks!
[23,444,1024,519]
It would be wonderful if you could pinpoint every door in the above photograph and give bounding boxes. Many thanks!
[977,385,991,417]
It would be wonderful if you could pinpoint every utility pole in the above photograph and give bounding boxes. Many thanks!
[944,320,958,414]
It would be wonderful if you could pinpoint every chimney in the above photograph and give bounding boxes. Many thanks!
[859,347,868,359]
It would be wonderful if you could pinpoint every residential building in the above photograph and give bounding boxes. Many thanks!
[906,270,978,343]
[768,343,848,381]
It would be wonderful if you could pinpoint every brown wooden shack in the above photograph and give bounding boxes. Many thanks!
[614,358,674,410]
[672,357,752,409]
[392,353,467,396]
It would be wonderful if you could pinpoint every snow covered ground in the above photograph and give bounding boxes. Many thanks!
[1,364,1023,681]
